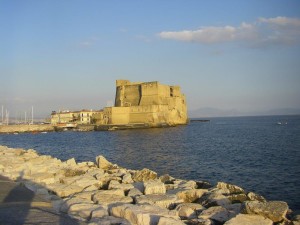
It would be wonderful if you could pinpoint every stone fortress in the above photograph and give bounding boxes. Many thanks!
[51,80,188,129]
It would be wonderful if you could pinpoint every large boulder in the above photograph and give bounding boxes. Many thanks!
[175,203,205,219]
[122,172,134,184]
[95,155,118,170]
[68,203,105,220]
[224,214,273,225]
[216,182,245,194]
[242,201,289,222]
[59,197,93,213]
[198,192,231,207]
[198,205,239,224]
[157,216,186,225]
[168,188,208,203]
[144,180,166,195]
[110,203,179,225]
[47,183,84,198]
[92,189,132,206]
[135,194,182,209]
[247,192,267,202]
[108,180,134,192]
[89,215,131,225]
[132,168,157,182]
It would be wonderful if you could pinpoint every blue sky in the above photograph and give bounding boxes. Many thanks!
[1,0,300,118]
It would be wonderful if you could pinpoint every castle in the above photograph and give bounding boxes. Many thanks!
[51,80,188,129]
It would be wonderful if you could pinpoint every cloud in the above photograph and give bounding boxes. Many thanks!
[158,16,300,47]
[135,35,152,43]
[78,37,99,48]
[258,16,300,27]
[159,23,257,44]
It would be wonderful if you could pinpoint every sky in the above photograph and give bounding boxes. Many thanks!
[1,0,300,118]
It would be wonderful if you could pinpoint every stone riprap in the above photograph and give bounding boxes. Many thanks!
[0,145,298,225]
[0,124,54,133]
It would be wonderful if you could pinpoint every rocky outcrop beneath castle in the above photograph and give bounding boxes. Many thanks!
[0,145,299,225]
[0,124,54,133]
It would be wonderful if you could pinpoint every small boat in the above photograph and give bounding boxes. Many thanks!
[277,121,288,125]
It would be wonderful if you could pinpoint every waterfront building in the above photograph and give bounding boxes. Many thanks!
[50,80,188,128]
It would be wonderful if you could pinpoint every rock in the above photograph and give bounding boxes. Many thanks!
[157,216,186,225]
[90,206,109,219]
[277,218,295,225]
[227,193,249,203]
[68,203,105,220]
[175,203,205,219]
[186,218,213,225]
[224,203,242,215]
[97,176,122,189]
[73,191,98,201]
[64,158,77,167]
[196,181,212,189]
[122,173,134,184]
[198,192,231,207]
[47,183,84,198]
[247,192,267,202]
[60,197,93,213]
[74,175,100,189]
[63,168,86,177]
[144,180,166,195]
[92,190,132,206]
[174,180,197,189]
[89,215,131,225]
[133,182,145,193]
[242,201,289,222]
[224,214,273,225]
[128,188,143,198]
[169,189,208,203]
[96,155,118,170]
[135,194,182,209]
[292,214,300,225]
[109,203,179,225]
[159,174,175,183]
[30,172,56,185]
[198,206,234,224]
[216,182,245,194]
[132,168,157,182]
[94,189,125,197]
[108,180,134,191]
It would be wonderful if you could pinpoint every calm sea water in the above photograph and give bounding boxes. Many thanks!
[1,115,300,212]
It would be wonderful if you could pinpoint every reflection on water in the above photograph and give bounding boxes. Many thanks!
[1,115,300,212]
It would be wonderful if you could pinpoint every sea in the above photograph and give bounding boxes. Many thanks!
[1,115,299,213]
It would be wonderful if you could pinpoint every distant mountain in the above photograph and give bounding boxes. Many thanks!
[188,107,300,118]
[262,108,300,116]
[188,107,242,118]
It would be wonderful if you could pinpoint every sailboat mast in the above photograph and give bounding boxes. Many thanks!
[1,105,3,124]
[31,106,33,124]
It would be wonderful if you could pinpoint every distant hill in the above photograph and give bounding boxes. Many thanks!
[188,107,300,118]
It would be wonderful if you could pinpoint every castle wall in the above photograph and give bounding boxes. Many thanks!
[113,79,188,126]
[128,105,169,124]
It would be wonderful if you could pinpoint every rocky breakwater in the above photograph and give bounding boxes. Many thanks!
[0,124,54,133]
[0,145,299,225]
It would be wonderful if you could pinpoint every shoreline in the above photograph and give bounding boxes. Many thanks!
[0,123,178,134]
[0,124,55,133]
[0,145,299,225]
